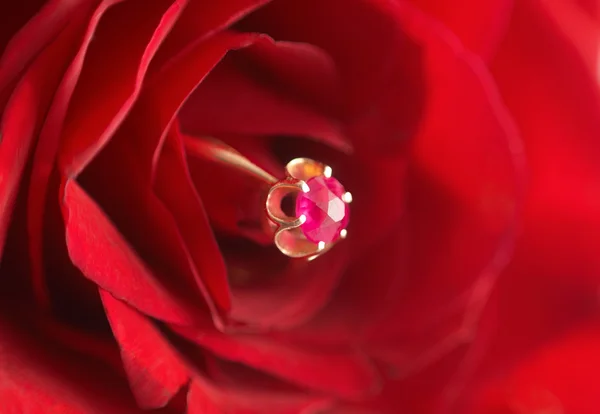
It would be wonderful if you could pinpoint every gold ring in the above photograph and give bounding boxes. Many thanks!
[265,158,351,260]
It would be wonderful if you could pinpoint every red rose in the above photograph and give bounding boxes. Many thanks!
[0,0,598,413]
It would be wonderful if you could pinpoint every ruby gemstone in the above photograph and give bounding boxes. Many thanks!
[295,176,350,244]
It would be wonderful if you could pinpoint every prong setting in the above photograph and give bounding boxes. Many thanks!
[267,158,351,260]
[342,192,353,203]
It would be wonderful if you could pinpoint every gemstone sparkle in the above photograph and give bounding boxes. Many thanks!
[295,176,350,244]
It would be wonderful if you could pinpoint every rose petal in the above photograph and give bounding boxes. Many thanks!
[225,239,350,329]
[98,289,329,413]
[99,289,189,409]
[450,246,599,413]
[154,124,231,313]
[184,135,276,245]
[0,19,82,263]
[237,0,425,156]
[100,28,256,183]
[408,0,513,59]
[77,31,256,325]
[202,356,303,393]
[0,1,44,55]
[357,1,522,372]
[491,0,600,290]
[27,0,177,309]
[35,313,123,373]
[61,178,200,325]
[187,379,330,414]
[178,53,349,153]
[150,0,272,71]
[539,0,600,78]
[43,168,108,329]
[0,0,94,101]
[332,345,470,413]
[575,0,599,19]
[469,322,600,413]
[1,187,120,373]
[57,0,184,177]
[274,220,407,346]
[77,132,218,323]
[342,155,408,253]
[0,309,147,414]
[274,0,522,365]
[174,324,381,400]
[237,38,343,118]
[450,2,600,408]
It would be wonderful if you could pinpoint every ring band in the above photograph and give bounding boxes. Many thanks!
[194,138,351,260]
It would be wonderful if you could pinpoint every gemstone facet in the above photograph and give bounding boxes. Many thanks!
[295,176,350,243]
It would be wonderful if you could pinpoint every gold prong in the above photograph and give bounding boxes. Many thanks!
[265,180,308,227]
[268,158,350,260]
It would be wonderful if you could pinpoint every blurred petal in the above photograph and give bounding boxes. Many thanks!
[187,378,330,414]
[0,309,148,414]
[470,322,600,414]
[361,1,523,372]
[237,0,425,156]
[450,246,599,413]
[175,324,381,400]
[238,37,343,117]
[449,2,600,410]
[408,0,513,59]
[179,40,350,153]
[341,346,470,413]
[226,239,350,329]
[275,219,407,346]
[575,0,599,18]
[271,0,522,369]
[491,0,600,290]
[0,0,44,57]
[539,0,600,81]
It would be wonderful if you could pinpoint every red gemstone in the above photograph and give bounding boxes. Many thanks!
[295,176,350,243]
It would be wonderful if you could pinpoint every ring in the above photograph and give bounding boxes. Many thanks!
[265,158,352,260]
